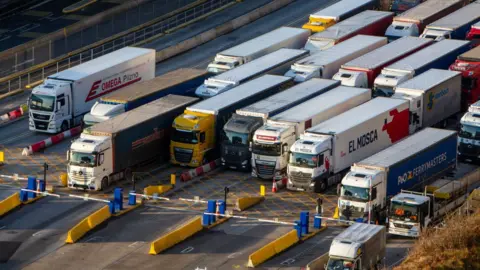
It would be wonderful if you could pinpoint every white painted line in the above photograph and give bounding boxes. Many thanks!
[32,231,42,236]
[85,236,103,243]
[68,194,109,203]
[227,252,242,259]
[280,258,295,266]
[29,0,55,10]
[21,188,61,197]
[181,246,194,254]
[128,241,144,248]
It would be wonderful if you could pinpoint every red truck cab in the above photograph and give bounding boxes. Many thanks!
[466,23,480,47]
[450,45,480,111]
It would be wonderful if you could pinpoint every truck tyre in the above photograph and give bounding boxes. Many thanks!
[101,177,108,191]
[61,121,69,132]
[314,179,327,193]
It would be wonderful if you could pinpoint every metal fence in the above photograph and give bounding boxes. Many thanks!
[0,0,234,94]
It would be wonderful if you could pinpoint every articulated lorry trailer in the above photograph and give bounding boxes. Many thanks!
[206,27,309,74]
[83,69,210,127]
[171,75,292,168]
[287,97,409,193]
[373,39,470,97]
[304,10,393,52]
[221,78,339,171]
[333,36,432,88]
[29,47,155,134]
[196,48,308,98]
[337,128,458,224]
[325,223,386,270]
[450,45,480,110]
[458,101,480,164]
[253,86,371,181]
[67,95,198,191]
[385,0,467,41]
[392,69,462,134]
[285,35,387,82]
[302,0,377,33]
[420,0,480,41]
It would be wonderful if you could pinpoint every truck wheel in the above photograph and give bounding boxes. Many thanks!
[101,177,108,191]
[61,121,69,132]
[314,180,327,193]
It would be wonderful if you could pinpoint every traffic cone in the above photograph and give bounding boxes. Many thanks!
[272,178,278,193]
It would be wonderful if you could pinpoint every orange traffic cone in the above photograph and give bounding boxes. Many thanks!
[272,178,278,193]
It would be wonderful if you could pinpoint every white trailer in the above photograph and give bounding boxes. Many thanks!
[304,10,393,52]
[288,97,409,192]
[285,35,387,82]
[326,223,386,270]
[252,86,370,180]
[392,69,462,134]
[206,27,310,74]
[196,48,308,98]
[28,47,155,133]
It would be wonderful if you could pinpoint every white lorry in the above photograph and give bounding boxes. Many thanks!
[373,39,470,97]
[326,223,386,270]
[206,27,310,74]
[337,128,458,224]
[28,47,155,133]
[391,69,462,134]
[287,97,410,192]
[458,101,480,164]
[252,86,371,181]
[284,35,387,82]
[196,48,308,98]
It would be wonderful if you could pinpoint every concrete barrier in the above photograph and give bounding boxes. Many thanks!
[144,185,173,197]
[180,159,220,182]
[149,216,203,255]
[236,196,264,211]
[306,253,329,270]
[0,192,21,217]
[0,104,28,125]
[247,229,300,268]
[22,126,82,156]
[155,0,296,63]
[65,205,111,243]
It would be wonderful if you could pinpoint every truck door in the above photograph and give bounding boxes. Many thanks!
[56,94,66,119]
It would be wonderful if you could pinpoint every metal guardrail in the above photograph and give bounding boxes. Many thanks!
[0,0,234,95]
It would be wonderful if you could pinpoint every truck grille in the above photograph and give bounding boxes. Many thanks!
[394,222,413,229]
[32,113,50,121]
[288,171,311,184]
[69,174,89,183]
[174,148,192,163]
[458,142,480,156]
[256,163,275,177]
[34,120,48,130]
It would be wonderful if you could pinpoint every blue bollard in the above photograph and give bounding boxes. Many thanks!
[207,200,216,224]
[202,212,210,226]
[300,211,309,235]
[128,191,136,206]
[108,200,115,214]
[218,200,226,216]
[19,190,28,202]
[114,187,123,211]
[314,214,322,229]
[27,176,37,199]
[294,220,302,239]
[38,180,46,192]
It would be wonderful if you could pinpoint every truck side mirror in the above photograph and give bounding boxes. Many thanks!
[66,150,70,161]
[336,184,341,196]
[249,141,252,151]
[282,144,288,154]
[371,188,377,200]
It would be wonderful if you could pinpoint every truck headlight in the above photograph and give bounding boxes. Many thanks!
[241,160,247,165]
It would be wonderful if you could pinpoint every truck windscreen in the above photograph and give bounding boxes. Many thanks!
[30,94,55,112]
[171,129,199,144]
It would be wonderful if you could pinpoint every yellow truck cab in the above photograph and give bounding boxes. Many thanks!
[302,0,376,32]
[170,75,292,167]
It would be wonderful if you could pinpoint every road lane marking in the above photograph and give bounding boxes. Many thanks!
[280,258,295,265]
[128,241,144,248]
[227,252,242,259]
[181,246,194,253]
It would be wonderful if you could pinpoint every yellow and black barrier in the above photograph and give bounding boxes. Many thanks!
[0,192,21,217]
[65,205,111,243]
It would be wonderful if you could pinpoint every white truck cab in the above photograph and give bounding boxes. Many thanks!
[419,29,451,41]
[83,101,125,127]
[333,70,368,88]
[388,192,429,237]
[195,79,236,98]
[385,21,420,41]
[206,55,242,74]
[373,70,412,97]
[391,91,423,134]
[67,133,112,190]
[284,64,319,82]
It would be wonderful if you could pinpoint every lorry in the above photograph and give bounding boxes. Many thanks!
[170,75,292,168]
[337,128,458,224]
[391,69,462,134]
[385,0,467,41]
[285,35,387,82]
[304,10,394,52]
[287,97,409,193]
[28,47,155,134]
[206,27,310,74]
[221,78,339,171]
[325,223,386,270]
[252,86,371,181]
[67,95,198,191]
[389,0,426,15]
[333,36,432,88]
[457,101,480,164]
[466,21,480,47]
[420,0,480,41]
[196,49,308,98]
[83,68,210,127]
[302,0,377,33]
[449,45,480,110]
[388,168,475,237]
[373,39,470,97]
